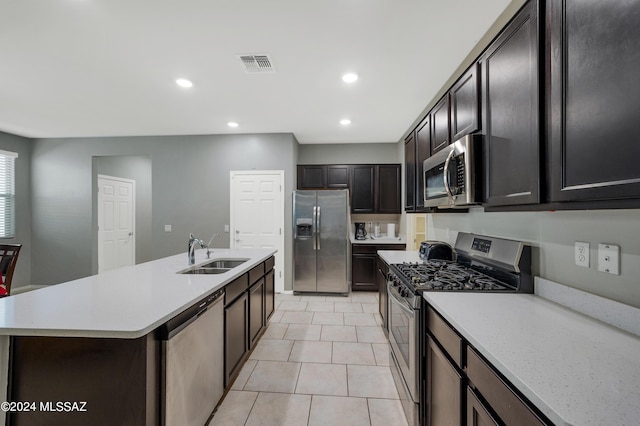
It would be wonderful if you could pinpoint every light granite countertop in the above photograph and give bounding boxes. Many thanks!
[0,248,275,339]
[376,250,640,425]
[424,291,640,426]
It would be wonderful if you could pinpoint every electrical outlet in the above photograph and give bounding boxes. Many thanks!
[224,224,230,233]
[598,244,620,275]
[164,225,172,232]
[574,241,590,267]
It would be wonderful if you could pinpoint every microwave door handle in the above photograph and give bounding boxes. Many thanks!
[443,148,456,201]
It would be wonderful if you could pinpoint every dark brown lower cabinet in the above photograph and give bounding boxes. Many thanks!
[467,387,500,426]
[264,268,275,321]
[466,346,546,426]
[376,256,389,331]
[9,334,159,426]
[249,278,264,349]
[425,335,463,426]
[225,292,248,385]
[352,244,405,292]
[424,304,551,426]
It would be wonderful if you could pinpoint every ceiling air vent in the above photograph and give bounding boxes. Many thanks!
[238,54,275,73]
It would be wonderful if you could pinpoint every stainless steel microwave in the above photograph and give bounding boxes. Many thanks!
[423,134,482,208]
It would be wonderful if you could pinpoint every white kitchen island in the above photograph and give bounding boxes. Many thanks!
[0,248,275,426]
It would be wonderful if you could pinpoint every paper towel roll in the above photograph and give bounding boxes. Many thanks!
[387,223,396,237]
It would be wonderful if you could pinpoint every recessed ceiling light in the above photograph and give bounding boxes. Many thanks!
[227,121,239,128]
[176,78,193,88]
[340,119,351,126]
[342,73,358,83]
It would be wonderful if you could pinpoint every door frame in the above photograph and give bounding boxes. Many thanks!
[229,170,285,293]
[97,174,136,273]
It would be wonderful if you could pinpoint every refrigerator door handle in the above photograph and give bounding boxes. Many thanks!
[312,206,317,250]
[317,206,321,251]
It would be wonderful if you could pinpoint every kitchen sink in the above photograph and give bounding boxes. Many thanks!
[177,258,249,275]
[180,267,230,275]
[201,258,249,269]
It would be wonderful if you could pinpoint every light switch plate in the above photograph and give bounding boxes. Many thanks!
[574,241,590,267]
[598,243,620,275]
[164,225,172,232]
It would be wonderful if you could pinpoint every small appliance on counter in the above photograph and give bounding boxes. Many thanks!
[418,241,453,261]
[354,222,367,240]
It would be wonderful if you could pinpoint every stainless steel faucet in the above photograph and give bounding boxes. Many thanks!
[188,232,221,264]
[205,233,220,259]
[188,233,206,265]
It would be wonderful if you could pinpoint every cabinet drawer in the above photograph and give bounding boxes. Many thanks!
[352,245,377,254]
[225,274,248,305]
[467,346,546,426]
[427,307,463,368]
[249,263,265,285]
[265,256,275,272]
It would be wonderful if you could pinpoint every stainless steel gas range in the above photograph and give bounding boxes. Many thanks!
[387,232,532,426]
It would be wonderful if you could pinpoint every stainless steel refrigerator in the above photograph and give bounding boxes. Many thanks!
[293,190,350,294]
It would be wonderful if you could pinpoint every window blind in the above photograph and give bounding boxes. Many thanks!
[0,150,18,239]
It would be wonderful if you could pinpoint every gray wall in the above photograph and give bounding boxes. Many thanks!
[31,133,298,288]
[0,131,31,289]
[297,143,399,164]
[423,208,640,308]
[93,155,153,272]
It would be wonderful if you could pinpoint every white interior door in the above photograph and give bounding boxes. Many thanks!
[98,175,135,273]
[230,171,284,293]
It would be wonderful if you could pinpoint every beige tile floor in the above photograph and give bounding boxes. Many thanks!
[211,292,409,426]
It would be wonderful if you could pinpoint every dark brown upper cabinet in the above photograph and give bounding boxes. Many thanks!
[297,165,349,189]
[450,63,480,141]
[404,133,417,212]
[377,164,402,213]
[481,0,540,207]
[415,115,431,211]
[297,165,325,189]
[326,165,350,188]
[351,164,401,214]
[431,96,451,154]
[351,165,376,213]
[548,0,640,203]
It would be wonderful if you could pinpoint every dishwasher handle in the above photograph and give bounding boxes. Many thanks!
[159,289,224,340]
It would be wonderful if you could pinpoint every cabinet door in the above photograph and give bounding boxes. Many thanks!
[425,335,463,426]
[352,253,377,291]
[264,269,275,322]
[297,165,325,189]
[377,164,401,213]
[549,0,640,202]
[249,278,264,349]
[482,0,540,207]
[415,117,431,211]
[451,63,480,141]
[376,256,389,331]
[467,387,500,426]
[351,165,376,213]
[404,133,417,211]
[225,293,248,385]
[327,165,350,188]
[431,96,451,154]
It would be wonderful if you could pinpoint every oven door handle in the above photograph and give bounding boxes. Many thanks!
[442,148,456,202]
[388,284,415,315]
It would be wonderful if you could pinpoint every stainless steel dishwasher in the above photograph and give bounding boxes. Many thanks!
[160,289,224,426]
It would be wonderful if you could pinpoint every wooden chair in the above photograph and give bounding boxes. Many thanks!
[0,244,22,297]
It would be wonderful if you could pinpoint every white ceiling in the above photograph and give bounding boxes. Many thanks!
[0,0,515,144]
